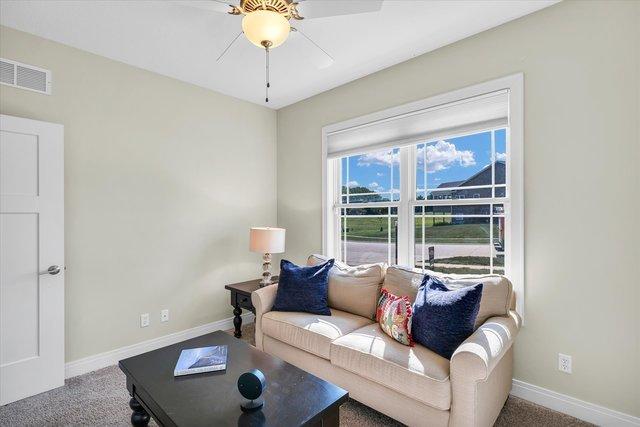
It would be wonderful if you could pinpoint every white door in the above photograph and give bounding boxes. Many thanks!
[0,114,64,405]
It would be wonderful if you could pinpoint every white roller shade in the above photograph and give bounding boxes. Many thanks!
[326,91,508,158]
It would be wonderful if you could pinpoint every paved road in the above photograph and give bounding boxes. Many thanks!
[344,240,492,266]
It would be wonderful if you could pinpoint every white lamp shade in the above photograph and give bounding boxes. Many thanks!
[250,227,286,254]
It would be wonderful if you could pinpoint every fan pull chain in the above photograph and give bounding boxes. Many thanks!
[265,46,270,103]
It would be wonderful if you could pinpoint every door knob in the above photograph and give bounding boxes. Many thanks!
[40,265,61,275]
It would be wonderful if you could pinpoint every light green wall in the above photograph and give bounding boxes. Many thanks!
[0,26,277,362]
[2,0,639,417]
[276,0,640,417]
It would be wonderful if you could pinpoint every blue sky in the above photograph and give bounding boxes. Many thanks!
[342,129,506,197]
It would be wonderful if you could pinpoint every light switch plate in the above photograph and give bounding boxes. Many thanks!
[140,313,150,328]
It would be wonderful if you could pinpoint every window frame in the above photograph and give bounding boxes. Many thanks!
[322,74,524,317]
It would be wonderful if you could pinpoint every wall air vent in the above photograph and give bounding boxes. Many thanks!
[0,58,51,95]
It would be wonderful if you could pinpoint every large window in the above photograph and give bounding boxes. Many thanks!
[323,75,524,313]
[336,129,506,274]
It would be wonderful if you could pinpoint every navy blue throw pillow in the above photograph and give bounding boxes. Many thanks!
[272,259,334,316]
[411,275,483,359]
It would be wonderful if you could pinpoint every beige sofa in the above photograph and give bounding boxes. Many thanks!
[252,255,520,426]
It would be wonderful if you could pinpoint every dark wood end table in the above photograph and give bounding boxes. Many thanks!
[225,277,277,338]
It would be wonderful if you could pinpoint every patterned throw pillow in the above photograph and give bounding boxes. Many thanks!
[376,288,414,346]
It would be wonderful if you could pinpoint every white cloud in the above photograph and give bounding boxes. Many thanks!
[496,152,507,161]
[417,140,476,172]
[376,172,384,177]
[347,180,359,188]
[357,151,399,167]
[368,182,386,192]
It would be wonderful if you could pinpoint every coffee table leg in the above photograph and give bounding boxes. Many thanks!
[233,304,242,338]
[129,397,150,426]
[322,406,340,427]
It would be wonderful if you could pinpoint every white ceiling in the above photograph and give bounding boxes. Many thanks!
[1,0,557,109]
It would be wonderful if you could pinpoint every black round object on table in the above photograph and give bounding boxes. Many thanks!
[237,369,266,412]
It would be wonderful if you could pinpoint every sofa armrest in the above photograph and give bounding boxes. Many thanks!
[251,284,278,351]
[452,310,521,379]
[449,311,521,426]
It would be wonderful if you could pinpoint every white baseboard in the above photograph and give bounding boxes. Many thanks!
[65,313,255,379]
[511,379,640,426]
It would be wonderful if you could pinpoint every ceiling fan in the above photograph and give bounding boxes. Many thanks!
[184,0,384,102]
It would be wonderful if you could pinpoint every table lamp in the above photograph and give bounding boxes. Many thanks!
[249,227,285,287]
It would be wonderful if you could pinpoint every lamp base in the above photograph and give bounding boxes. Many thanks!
[260,253,272,287]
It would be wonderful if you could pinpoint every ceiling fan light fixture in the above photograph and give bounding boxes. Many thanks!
[242,10,291,49]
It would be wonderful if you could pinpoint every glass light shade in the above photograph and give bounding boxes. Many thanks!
[242,10,290,48]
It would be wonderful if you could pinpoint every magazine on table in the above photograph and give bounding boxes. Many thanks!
[174,345,228,376]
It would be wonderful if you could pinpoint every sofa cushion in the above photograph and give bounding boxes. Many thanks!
[272,259,334,315]
[261,308,374,360]
[307,254,383,319]
[330,323,451,410]
[384,266,514,328]
[382,265,424,302]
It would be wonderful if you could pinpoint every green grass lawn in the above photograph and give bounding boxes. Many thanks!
[429,266,491,275]
[435,256,504,267]
[342,216,500,244]
[422,224,490,244]
[341,217,395,241]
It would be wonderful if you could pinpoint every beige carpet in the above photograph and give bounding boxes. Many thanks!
[0,324,591,426]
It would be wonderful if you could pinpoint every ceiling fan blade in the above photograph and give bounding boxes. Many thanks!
[216,31,244,63]
[291,27,334,69]
[175,0,239,14]
[295,0,383,19]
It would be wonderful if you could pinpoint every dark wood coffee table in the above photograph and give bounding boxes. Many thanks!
[119,330,348,426]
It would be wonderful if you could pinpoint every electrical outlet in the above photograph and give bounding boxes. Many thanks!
[161,309,169,323]
[558,353,572,374]
[140,313,150,328]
